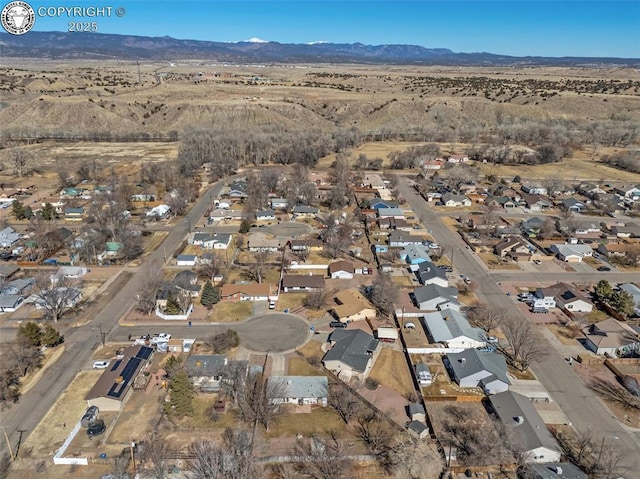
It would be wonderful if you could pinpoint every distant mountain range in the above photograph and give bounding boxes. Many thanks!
[1,31,638,66]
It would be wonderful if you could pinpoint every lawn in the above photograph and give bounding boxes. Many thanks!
[368,348,414,396]
[287,357,322,376]
[265,406,347,438]
[276,293,307,312]
[297,342,324,361]
[546,323,582,346]
[178,394,239,430]
[210,301,254,322]
[477,252,521,270]
[20,345,65,395]
[585,309,609,324]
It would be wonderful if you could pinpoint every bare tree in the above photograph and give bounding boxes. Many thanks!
[464,303,505,333]
[291,432,351,479]
[109,455,130,479]
[245,250,271,284]
[32,274,82,323]
[237,372,287,433]
[9,148,33,178]
[367,273,399,316]
[354,410,395,455]
[136,262,164,315]
[303,290,327,310]
[328,382,361,424]
[589,378,640,411]
[596,444,629,479]
[185,434,261,479]
[141,433,172,479]
[500,315,548,371]
[443,165,475,193]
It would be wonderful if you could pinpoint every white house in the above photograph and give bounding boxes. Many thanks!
[489,391,562,463]
[522,184,548,195]
[549,243,593,262]
[51,266,88,283]
[268,376,328,407]
[0,294,25,313]
[441,193,471,207]
[415,363,432,385]
[176,254,198,266]
[328,260,355,279]
[270,198,288,210]
[202,233,232,250]
[445,349,511,395]
[255,210,276,221]
[422,309,486,349]
[0,227,21,248]
[361,173,386,190]
[146,204,171,219]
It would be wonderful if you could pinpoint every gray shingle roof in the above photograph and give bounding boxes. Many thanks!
[417,263,447,283]
[268,376,328,399]
[489,391,561,456]
[414,284,458,305]
[422,309,484,343]
[185,355,227,377]
[529,463,587,479]
[446,349,510,385]
[323,330,379,372]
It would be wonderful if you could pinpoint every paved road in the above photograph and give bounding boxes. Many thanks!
[0,178,228,459]
[397,177,640,471]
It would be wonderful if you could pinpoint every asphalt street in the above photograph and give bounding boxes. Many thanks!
[397,177,640,471]
[0,178,228,459]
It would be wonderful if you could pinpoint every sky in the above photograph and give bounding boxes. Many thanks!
[16,1,640,57]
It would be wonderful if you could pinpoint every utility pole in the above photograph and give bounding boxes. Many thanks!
[15,429,26,459]
[1,427,15,461]
[98,324,106,348]
[130,440,136,471]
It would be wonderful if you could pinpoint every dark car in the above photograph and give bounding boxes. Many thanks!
[329,321,348,328]
[597,266,611,272]
[87,419,106,437]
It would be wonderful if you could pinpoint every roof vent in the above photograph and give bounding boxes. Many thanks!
[552,466,563,474]
[460,358,466,364]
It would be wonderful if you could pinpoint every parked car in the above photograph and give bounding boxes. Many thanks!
[533,259,541,265]
[532,307,549,314]
[413,225,421,230]
[406,216,415,220]
[153,333,171,340]
[269,299,276,309]
[329,321,348,328]
[486,336,499,344]
[93,360,110,369]
[597,266,611,272]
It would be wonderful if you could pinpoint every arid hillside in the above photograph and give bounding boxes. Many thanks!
[1,61,639,140]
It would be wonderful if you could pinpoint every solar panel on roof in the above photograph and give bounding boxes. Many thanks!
[106,357,142,398]
[110,359,122,371]
[136,346,153,360]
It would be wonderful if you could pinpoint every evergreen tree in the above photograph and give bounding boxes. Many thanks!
[165,369,194,417]
[200,281,220,308]
[239,218,252,234]
[610,290,635,317]
[41,202,57,220]
[594,279,613,302]
[12,200,26,220]
[41,324,64,347]
[17,322,43,347]
[164,355,183,379]
[164,293,181,315]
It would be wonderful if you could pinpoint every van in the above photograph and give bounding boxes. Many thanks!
[93,360,110,369]
[329,321,348,328]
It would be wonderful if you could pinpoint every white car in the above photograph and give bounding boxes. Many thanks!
[153,333,171,340]
[93,360,110,369]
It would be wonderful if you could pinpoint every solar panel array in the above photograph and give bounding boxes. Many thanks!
[137,346,153,361]
[110,359,122,371]
[107,357,142,398]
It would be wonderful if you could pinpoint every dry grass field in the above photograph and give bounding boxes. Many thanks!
[368,348,415,397]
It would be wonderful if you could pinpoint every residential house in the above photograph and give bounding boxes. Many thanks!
[176,254,198,267]
[0,294,25,313]
[494,237,530,259]
[185,355,228,392]
[146,204,171,219]
[415,363,432,385]
[268,376,328,406]
[0,227,21,247]
[618,283,640,316]
[372,243,389,254]
[596,242,638,258]
[220,283,278,302]
[399,244,432,270]
[532,288,557,310]
[34,287,83,310]
[584,318,640,356]
[85,345,154,411]
[1,277,35,295]
[441,193,471,207]
[377,207,405,220]
[613,184,640,199]
[550,243,593,262]
[329,260,355,279]
[256,210,276,221]
[208,210,245,222]
[447,154,469,163]
[322,329,380,381]
[528,463,588,479]
[292,205,319,218]
[63,207,84,221]
[229,180,248,199]
[522,184,548,195]
[521,216,547,238]
[247,233,283,252]
[131,193,156,202]
[574,222,602,235]
[203,233,232,250]
[422,158,443,170]
[561,198,586,213]
[548,283,593,313]
[445,349,511,395]
[270,198,288,210]
[368,199,398,210]
[361,174,386,190]
[486,196,518,209]
[489,391,562,463]
[0,264,20,281]
[282,275,325,292]
[577,183,605,198]
[422,309,486,349]
[53,266,88,281]
[331,288,376,323]
[289,238,323,252]
[611,222,640,238]
[173,270,201,297]
[413,284,459,311]
[416,263,448,287]
[60,186,81,198]
[377,217,411,230]
[388,231,424,248]
[521,193,553,212]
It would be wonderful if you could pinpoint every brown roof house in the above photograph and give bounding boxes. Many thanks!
[331,288,376,323]
[494,237,530,259]
[85,345,154,411]
[329,260,356,279]
[282,275,325,292]
[584,318,640,356]
[220,283,278,302]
